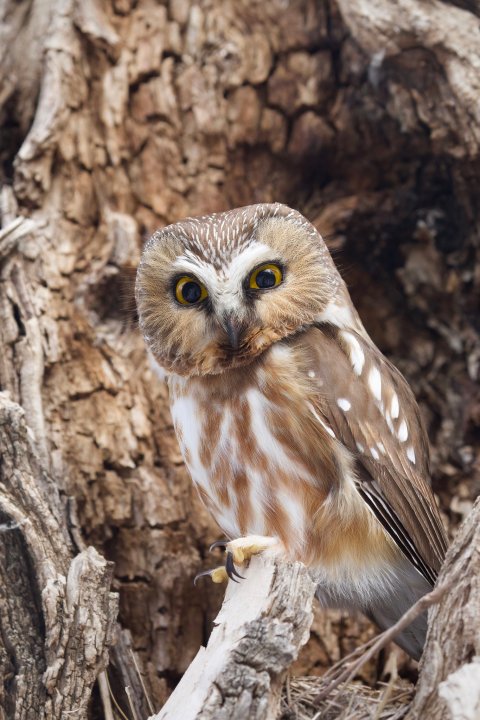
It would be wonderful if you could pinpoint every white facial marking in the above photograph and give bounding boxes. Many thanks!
[340,331,365,376]
[173,241,276,316]
[370,447,380,460]
[368,367,382,402]
[227,242,274,286]
[406,446,416,464]
[398,420,408,442]
[337,398,351,412]
[391,393,399,419]
[356,442,365,453]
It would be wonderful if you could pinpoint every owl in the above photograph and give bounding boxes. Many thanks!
[135,203,448,660]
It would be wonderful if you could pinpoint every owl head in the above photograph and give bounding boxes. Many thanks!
[136,203,342,376]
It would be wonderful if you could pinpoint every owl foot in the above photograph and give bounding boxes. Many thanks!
[210,535,278,573]
[195,535,278,585]
[194,552,244,585]
[194,566,229,585]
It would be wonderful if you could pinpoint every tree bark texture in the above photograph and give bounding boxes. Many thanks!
[408,497,480,720]
[0,392,118,718]
[1,0,479,714]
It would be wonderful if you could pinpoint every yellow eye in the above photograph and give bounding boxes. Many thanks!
[249,263,283,290]
[175,276,208,305]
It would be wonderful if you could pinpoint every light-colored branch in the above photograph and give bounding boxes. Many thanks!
[152,555,317,720]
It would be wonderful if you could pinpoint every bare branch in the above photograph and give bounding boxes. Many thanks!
[152,555,316,720]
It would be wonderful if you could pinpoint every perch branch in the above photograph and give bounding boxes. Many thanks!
[151,555,317,720]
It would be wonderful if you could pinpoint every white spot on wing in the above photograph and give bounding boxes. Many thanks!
[356,442,365,453]
[391,393,399,419]
[337,398,351,411]
[308,404,336,438]
[317,301,354,328]
[308,370,316,378]
[370,447,380,460]
[385,410,395,433]
[377,442,386,455]
[406,446,416,464]
[341,331,365,376]
[398,420,408,442]
[368,367,382,402]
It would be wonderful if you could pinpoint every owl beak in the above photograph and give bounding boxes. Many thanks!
[223,315,245,351]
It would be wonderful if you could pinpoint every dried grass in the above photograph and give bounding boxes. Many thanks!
[279,675,414,720]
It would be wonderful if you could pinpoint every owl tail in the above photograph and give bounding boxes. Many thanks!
[315,555,433,661]
[365,557,432,661]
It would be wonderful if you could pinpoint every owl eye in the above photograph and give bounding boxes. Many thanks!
[249,263,283,290]
[175,276,208,305]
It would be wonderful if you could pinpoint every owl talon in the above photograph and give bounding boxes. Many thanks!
[194,566,229,585]
[226,551,245,580]
[209,539,229,553]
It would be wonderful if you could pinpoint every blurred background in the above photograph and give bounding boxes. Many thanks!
[1,0,479,713]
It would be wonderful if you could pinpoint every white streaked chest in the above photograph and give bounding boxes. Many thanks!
[167,364,315,545]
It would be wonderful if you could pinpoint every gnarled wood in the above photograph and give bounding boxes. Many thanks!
[0,0,479,713]
[0,392,118,718]
[407,497,480,720]
[153,556,316,720]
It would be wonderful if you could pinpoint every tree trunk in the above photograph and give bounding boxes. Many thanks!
[1,0,479,716]
[407,497,480,720]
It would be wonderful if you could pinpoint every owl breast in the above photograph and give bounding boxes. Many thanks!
[169,357,315,546]
[168,339,400,603]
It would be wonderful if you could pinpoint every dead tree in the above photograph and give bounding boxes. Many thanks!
[0,0,478,716]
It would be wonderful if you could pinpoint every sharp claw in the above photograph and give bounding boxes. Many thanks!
[209,539,228,553]
[226,551,245,580]
[194,570,213,586]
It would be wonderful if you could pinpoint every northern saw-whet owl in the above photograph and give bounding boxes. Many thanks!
[136,203,448,660]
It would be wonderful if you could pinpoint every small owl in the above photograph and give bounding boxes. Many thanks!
[136,203,447,659]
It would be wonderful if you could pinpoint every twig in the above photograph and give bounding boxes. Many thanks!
[98,672,115,720]
[130,647,155,715]
[125,686,141,720]
[105,671,131,720]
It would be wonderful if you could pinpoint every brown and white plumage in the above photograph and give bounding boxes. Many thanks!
[136,203,448,659]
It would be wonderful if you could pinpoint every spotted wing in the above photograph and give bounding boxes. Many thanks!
[304,324,448,584]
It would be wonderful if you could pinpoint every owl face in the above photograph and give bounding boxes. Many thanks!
[136,203,340,376]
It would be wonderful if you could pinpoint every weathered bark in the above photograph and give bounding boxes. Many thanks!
[407,497,480,720]
[154,557,316,720]
[1,0,479,715]
[0,392,117,718]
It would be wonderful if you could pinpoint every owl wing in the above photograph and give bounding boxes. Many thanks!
[304,325,448,585]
